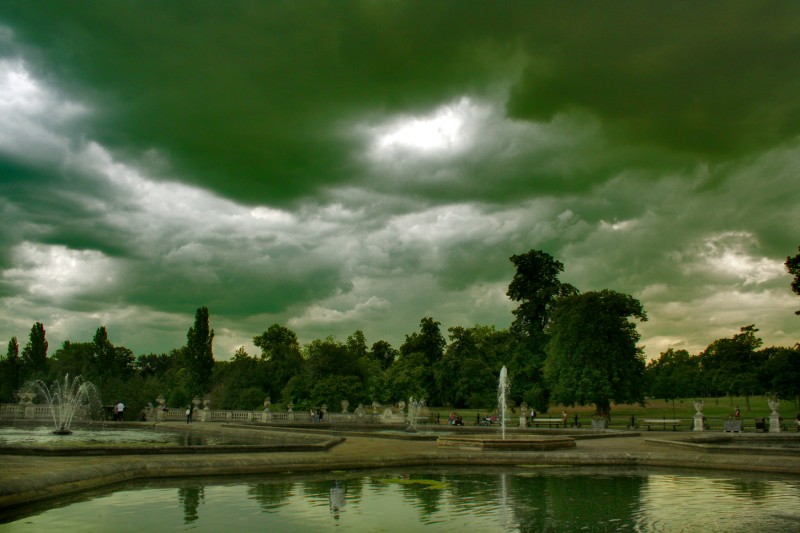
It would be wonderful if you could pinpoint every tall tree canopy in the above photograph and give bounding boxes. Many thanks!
[545,290,647,418]
[370,340,398,371]
[253,324,304,400]
[506,250,577,410]
[399,317,446,404]
[21,322,48,379]
[787,246,800,315]
[507,250,578,346]
[646,348,701,401]
[186,307,215,396]
[0,337,21,401]
[700,325,764,408]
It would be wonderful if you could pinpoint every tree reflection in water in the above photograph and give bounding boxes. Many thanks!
[6,467,800,531]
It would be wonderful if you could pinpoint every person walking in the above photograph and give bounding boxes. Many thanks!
[116,401,125,421]
[186,403,194,423]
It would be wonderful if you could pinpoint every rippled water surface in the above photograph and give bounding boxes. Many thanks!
[3,466,800,532]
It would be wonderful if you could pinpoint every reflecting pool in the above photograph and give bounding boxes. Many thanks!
[3,467,799,532]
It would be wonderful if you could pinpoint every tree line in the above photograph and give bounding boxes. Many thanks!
[2,247,799,419]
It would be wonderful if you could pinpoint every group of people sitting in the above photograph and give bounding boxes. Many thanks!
[447,412,464,426]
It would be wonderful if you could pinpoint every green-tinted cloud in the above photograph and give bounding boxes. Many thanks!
[0,1,798,359]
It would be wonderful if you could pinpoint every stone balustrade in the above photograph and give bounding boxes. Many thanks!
[0,403,410,425]
[0,403,90,420]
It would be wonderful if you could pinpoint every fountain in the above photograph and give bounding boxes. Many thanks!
[498,365,509,440]
[406,397,426,432]
[27,374,100,435]
[436,365,576,451]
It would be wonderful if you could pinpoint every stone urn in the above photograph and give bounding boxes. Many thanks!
[768,397,782,432]
[693,400,705,431]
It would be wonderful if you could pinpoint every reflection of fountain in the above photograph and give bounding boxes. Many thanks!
[498,366,509,440]
[406,397,425,432]
[27,375,100,435]
[329,480,346,518]
[499,471,509,530]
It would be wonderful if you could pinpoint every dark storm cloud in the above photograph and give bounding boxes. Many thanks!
[0,1,513,205]
[4,1,798,208]
[0,1,798,358]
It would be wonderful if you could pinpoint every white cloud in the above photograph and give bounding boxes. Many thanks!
[680,231,785,286]
[2,242,118,301]
[365,97,481,159]
[0,57,88,162]
[289,296,391,329]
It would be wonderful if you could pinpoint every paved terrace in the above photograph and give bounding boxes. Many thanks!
[2,422,799,512]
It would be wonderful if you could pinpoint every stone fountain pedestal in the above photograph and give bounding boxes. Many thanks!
[769,414,782,432]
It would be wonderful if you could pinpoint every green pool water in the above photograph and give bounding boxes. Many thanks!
[2,466,799,532]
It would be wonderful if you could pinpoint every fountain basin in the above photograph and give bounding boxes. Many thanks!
[0,423,343,455]
[436,434,576,451]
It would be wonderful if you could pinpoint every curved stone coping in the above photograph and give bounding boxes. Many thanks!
[436,435,576,451]
[0,440,344,456]
[645,434,800,456]
[220,422,633,441]
[3,445,800,512]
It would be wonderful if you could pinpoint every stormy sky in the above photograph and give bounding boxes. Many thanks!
[1,1,798,361]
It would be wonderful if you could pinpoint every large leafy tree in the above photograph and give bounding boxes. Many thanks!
[399,317,446,404]
[253,324,304,401]
[506,250,577,409]
[185,307,215,396]
[212,348,267,410]
[21,322,48,379]
[434,325,503,409]
[507,250,578,344]
[787,246,800,315]
[88,326,133,382]
[49,341,93,380]
[383,351,428,403]
[370,340,398,371]
[545,290,647,418]
[759,345,800,404]
[700,325,764,409]
[646,348,701,401]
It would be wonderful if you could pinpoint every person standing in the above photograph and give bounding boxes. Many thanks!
[186,403,194,424]
[116,401,125,421]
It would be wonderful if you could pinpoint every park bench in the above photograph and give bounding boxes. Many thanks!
[532,417,566,428]
[641,418,681,431]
